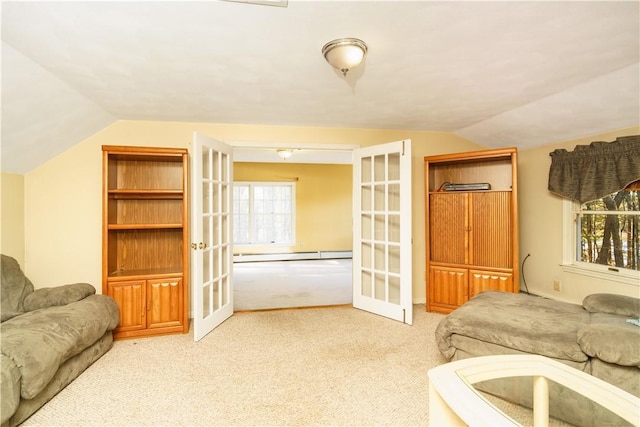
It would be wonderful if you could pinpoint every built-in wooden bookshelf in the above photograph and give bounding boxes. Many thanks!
[425,148,519,314]
[102,145,189,339]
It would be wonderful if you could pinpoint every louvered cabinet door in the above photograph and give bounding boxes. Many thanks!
[469,192,512,269]
[429,193,467,264]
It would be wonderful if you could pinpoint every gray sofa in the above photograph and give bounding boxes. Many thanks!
[435,290,640,426]
[1,255,119,426]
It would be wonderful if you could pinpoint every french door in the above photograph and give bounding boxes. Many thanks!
[189,135,412,338]
[191,132,234,341]
[352,140,413,324]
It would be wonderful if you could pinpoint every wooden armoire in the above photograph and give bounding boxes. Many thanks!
[425,148,519,314]
[102,145,189,339]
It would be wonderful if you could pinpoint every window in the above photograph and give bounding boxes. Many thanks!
[563,181,640,284]
[233,182,295,245]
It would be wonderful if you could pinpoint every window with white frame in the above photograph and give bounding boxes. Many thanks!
[233,182,295,245]
[563,181,640,284]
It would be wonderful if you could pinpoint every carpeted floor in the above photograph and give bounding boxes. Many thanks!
[233,259,352,311]
[21,305,572,426]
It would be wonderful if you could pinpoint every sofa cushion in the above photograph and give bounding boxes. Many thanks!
[23,283,96,312]
[582,293,640,317]
[0,354,21,424]
[1,295,119,399]
[1,255,34,322]
[436,291,590,362]
[578,313,640,367]
[590,358,640,397]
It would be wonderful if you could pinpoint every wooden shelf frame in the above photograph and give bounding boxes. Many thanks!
[108,189,184,199]
[108,224,184,230]
[102,145,189,339]
[425,147,519,314]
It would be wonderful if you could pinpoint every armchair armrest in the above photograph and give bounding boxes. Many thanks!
[582,293,640,318]
[578,322,640,366]
[22,283,96,312]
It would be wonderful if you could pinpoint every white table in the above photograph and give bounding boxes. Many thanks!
[428,354,640,427]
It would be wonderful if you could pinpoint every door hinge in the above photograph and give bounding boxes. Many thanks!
[191,242,207,250]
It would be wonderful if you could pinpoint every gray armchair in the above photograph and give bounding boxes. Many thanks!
[1,254,119,426]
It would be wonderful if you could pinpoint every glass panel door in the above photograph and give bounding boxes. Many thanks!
[352,140,412,324]
[191,132,234,341]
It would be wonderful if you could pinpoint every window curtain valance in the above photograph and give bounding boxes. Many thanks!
[548,135,640,204]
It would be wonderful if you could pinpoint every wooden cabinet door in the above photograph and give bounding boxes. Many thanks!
[468,270,513,299]
[469,192,512,268]
[108,280,146,332]
[147,278,183,329]
[428,266,468,313]
[429,193,468,264]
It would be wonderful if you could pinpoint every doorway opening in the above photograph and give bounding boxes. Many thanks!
[233,253,352,311]
[230,143,356,311]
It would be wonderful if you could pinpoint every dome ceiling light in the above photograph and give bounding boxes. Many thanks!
[222,0,288,7]
[277,149,293,159]
[322,38,368,77]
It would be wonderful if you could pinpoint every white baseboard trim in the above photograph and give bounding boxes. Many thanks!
[233,250,352,263]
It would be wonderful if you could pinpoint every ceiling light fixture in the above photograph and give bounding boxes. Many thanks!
[322,38,368,77]
[277,149,293,159]
[222,0,288,7]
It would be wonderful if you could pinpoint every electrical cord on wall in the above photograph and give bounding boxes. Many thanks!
[521,253,531,294]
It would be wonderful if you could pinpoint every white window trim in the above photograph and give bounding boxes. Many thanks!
[562,199,640,286]
[233,181,296,247]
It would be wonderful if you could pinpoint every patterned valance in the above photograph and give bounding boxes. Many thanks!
[548,135,640,204]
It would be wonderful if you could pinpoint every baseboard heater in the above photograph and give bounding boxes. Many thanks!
[233,250,352,263]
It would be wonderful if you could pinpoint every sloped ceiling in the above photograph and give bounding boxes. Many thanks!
[2,1,639,174]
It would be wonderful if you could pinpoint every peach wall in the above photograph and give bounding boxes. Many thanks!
[24,120,482,303]
[21,119,640,306]
[1,172,25,266]
[234,162,353,254]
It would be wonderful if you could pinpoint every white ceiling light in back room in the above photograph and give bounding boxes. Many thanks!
[221,0,288,7]
[277,149,293,160]
[322,38,368,77]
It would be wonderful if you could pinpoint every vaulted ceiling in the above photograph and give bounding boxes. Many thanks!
[2,1,639,174]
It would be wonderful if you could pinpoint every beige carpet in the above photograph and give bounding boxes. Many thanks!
[233,259,352,311]
[22,305,571,426]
